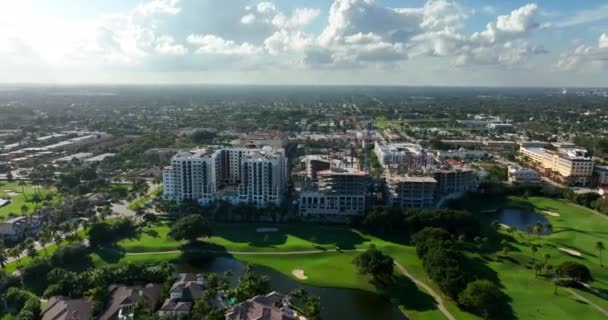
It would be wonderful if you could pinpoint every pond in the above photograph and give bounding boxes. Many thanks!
[491,208,550,231]
[180,256,406,320]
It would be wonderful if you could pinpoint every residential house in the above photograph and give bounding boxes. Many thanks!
[41,296,92,320]
[158,273,205,319]
[99,284,162,320]
[225,291,298,320]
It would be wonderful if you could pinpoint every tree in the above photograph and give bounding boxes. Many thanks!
[0,246,8,268]
[20,204,29,215]
[530,245,538,258]
[458,280,505,319]
[556,261,592,283]
[595,241,605,267]
[169,214,212,243]
[525,225,533,242]
[18,181,28,201]
[533,222,543,242]
[544,223,553,234]
[353,245,394,284]
[234,266,270,301]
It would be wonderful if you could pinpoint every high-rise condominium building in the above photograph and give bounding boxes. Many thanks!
[162,146,287,207]
[299,167,369,219]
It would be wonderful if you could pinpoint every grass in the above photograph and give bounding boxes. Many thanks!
[238,252,445,320]
[0,181,55,220]
[12,194,608,320]
[460,195,608,320]
[92,222,462,320]
[117,223,184,252]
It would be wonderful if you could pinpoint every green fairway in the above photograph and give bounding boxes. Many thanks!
[117,223,184,252]
[0,181,55,220]
[462,196,608,320]
[238,252,446,320]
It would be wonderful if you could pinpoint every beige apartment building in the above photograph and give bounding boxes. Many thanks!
[520,146,593,185]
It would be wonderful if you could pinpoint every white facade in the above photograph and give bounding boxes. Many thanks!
[436,149,488,161]
[374,142,433,169]
[162,146,287,207]
[508,166,542,184]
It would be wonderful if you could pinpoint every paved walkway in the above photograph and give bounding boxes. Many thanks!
[394,261,456,320]
[125,248,456,320]
[567,288,608,317]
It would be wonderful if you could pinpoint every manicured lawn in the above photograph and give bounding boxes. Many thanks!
[0,181,55,220]
[462,196,608,320]
[239,252,446,320]
[208,223,381,252]
[117,223,184,252]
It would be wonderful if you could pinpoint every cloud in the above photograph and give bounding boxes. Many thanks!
[471,4,540,44]
[134,0,181,16]
[554,4,608,28]
[187,34,261,55]
[556,33,608,71]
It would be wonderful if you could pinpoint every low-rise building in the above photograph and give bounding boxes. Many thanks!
[225,292,298,320]
[594,166,608,186]
[435,149,488,161]
[0,215,44,242]
[54,152,94,163]
[239,130,288,148]
[159,273,205,319]
[84,153,116,163]
[42,296,92,320]
[100,284,162,320]
[374,142,433,169]
[520,146,594,185]
[508,166,542,184]
[387,176,437,209]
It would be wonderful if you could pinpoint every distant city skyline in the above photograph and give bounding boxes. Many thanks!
[1,0,608,86]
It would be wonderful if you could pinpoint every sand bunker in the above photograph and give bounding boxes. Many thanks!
[499,223,511,229]
[559,247,582,257]
[543,210,560,217]
[6,192,19,197]
[292,269,308,280]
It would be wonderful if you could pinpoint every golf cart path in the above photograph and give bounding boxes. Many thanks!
[126,249,456,320]
[567,288,608,317]
[395,261,456,320]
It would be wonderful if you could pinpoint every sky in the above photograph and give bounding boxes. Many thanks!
[1,0,608,86]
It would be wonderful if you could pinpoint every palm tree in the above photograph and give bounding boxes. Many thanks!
[595,241,605,267]
[544,223,553,234]
[18,180,28,201]
[533,222,543,242]
[533,263,543,278]
[38,230,51,256]
[531,245,538,258]
[31,193,42,212]
[0,247,8,268]
[9,248,21,266]
[525,225,533,242]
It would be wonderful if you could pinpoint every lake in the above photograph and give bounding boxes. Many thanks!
[181,256,406,320]
[491,208,550,231]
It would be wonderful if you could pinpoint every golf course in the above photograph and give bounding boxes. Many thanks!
[5,195,608,319]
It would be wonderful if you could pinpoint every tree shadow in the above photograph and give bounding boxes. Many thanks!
[92,245,126,264]
[214,223,370,250]
[376,274,438,313]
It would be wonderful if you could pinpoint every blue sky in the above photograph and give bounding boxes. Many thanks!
[1,0,608,86]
